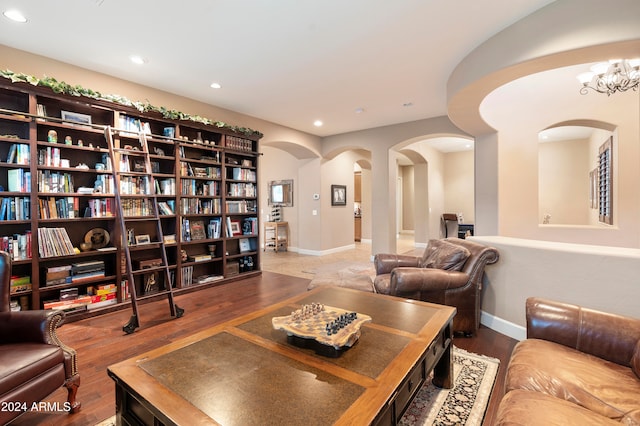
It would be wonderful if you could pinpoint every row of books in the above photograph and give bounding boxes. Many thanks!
[231,167,256,182]
[179,197,221,215]
[0,197,30,220]
[180,178,219,196]
[119,175,151,195]
[157,200,175,215]
[228,182,256,197]
[180,162,222,179]
[37,170,74,193]
[121,198,152,216]
[5,143,30,165]
[181,217,224,241]
[1,232,32,260]
[7,168,31,192]
[38,196,78,219]
[226,136,254,152]
[156,178,176,195]
[226,200,253,213]
[37,227,75,258]
[118,115,152,135]
[85,198,114,218]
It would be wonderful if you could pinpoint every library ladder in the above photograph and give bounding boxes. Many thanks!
[104,126,184,334]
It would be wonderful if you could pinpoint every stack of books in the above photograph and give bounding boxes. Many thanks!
[44,265,72,286]
[71,260,105,282]
[87,284,117,310]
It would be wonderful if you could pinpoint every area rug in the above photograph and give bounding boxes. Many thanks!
[400,347,500,426]
[302,260,375,277]
[96,347,498,426]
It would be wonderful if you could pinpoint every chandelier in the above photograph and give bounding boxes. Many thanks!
[577,59,640,95]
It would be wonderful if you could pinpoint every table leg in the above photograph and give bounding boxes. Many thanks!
[432,337,453,389]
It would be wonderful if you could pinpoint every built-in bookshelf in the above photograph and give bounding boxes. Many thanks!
[0,81,261,320]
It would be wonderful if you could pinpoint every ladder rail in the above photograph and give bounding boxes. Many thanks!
[104,126,140,329]
[104,126,184,334]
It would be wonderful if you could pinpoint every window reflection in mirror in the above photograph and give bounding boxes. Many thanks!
[538,125,614,225]
[268,180,293,207]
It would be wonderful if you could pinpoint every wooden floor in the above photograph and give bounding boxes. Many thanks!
[12,271,517,426]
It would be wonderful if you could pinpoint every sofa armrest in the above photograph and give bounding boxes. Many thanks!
[526,297,640,368]
[0,309,65,345]
[374,254,421,275]
[390,267,469,295]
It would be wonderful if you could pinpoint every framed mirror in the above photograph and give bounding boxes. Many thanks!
[268,180,293,207]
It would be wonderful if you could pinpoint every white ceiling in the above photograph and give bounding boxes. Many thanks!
[0,0,555,138]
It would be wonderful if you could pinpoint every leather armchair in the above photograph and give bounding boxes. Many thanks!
[0,251,80,424]
[374,238,499,335]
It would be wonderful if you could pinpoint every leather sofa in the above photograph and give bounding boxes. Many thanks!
[0,251,80,424]
[495,297,640,425]
[373,238,499,335]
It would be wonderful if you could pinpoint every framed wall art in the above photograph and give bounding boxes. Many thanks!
[331,184,347,206]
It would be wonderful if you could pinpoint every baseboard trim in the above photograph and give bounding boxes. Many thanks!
[480,310,526,341]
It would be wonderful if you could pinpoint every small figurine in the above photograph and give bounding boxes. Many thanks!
[77,139,84,146]
[64,136,72,145]
[47,130,57,143]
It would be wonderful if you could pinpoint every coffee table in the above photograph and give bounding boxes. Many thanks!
[108,286,455,425]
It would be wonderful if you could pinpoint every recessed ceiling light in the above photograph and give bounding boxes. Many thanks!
[129,55,147,65]
[210,82,221,89]
[354,107,365,114]
[3,9,27,23]
[313,120,323,127]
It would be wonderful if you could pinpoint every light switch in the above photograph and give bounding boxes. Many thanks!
[312,210,318,216]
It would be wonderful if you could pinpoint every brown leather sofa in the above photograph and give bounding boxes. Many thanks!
[495,297,640,425]
[0,251,80,425]
[373,238,499,335]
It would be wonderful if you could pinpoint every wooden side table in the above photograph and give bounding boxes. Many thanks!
[264,221,288,252]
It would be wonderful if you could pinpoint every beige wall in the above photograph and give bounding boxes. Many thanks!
[444,151,474,224]
[400,166,415,232]
[473,236,640,340]
[538,138,590,225]
[259,146,301,249]
[482,70,639,247]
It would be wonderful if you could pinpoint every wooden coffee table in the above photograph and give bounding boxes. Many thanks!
[108,286,455,425]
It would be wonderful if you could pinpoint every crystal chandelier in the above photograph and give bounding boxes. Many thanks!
[577,59,640,95]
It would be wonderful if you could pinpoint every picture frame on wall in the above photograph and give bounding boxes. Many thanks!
[61,110,92,125]
[331,184,347,206]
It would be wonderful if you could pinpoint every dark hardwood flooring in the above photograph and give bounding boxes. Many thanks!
[11,271,517,426]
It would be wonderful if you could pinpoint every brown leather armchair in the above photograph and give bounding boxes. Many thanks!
[374,238,499,335]
[0,251,80,424]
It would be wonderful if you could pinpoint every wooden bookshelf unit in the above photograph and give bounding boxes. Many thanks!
[0,80,262,322]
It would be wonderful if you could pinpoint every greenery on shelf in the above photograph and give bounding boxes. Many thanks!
[0,69,263,138]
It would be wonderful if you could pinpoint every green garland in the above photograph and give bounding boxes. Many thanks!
[0,69,263,138]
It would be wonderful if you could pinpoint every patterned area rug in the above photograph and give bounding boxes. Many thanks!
[400,347,500,426]
[96,347,498,426]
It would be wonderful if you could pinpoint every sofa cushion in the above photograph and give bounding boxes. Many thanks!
[495,389,621,426]
[505,339,640,422]
[0,343,65,395]
[420,239,470,271]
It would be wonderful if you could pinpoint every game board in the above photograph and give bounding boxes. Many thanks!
[272,303,372,357]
